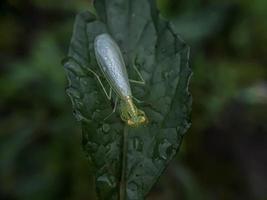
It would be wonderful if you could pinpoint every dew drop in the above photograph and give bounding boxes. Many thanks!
[80,78,88,85]
[158,139,172,160]
[128,181,138,191]
[132,137,143,152]
[127,182,141,199]
[102,123,110,132]
[97,175,116,187]
[163,72,169,79]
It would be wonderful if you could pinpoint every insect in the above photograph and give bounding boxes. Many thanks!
[88,33,148,127]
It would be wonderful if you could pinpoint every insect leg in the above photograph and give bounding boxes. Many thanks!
[128,63,146,103]
[128,64,146,103]
[104,96,118,121]
[85,67,118,120]
[129,64,146,85]
[85,67,112,100]
[132,96,144,104]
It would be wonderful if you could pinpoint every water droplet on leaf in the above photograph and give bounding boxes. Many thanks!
[163,72,169,79]
[97,175,116,187]
[132,137,143,152]
[158,139,172,160]
[102,123,110,132]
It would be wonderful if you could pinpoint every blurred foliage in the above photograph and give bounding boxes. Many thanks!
[0,0,267,200]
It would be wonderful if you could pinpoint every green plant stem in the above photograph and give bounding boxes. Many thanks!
[120,125,128,200]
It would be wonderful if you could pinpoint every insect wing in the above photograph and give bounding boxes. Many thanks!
[94,34,132,98]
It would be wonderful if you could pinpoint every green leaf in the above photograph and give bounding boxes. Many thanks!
[63,0,192,199]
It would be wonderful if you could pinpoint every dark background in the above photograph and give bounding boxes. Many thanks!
[0,0,267,200]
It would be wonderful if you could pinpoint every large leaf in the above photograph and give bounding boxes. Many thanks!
[63,0,192,199]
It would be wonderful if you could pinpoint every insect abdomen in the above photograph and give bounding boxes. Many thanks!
[94,33,132,99]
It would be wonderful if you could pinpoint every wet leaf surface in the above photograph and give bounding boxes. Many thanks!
[63,0,192,199]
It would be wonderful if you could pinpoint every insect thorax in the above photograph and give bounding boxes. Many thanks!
[120,96,148,127]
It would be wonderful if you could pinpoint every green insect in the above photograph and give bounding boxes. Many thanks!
[87,33,148,127]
